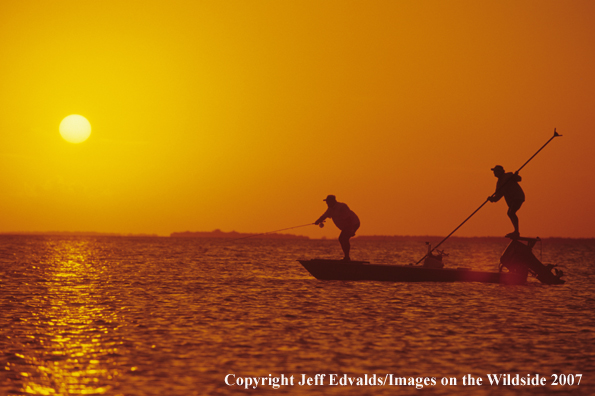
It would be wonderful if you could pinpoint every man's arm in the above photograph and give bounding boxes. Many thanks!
[489,173,519,202]
[489,179,505,202]
[315,209,330,225]
[488,194,502,202]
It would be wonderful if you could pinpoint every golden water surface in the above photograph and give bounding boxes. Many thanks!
[1,236,594,395]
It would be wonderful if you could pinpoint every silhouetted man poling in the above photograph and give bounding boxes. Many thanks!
[488,165,525,238]
[315,195,360,261]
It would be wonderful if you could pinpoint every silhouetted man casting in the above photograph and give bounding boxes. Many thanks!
[488,165,525,238]
[315,195,360,261]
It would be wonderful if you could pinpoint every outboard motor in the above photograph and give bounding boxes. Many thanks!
[500,237,565,285]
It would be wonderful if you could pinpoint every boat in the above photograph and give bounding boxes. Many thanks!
[298,237,565,285]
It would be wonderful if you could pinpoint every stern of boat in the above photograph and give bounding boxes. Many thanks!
[500,237,565,285]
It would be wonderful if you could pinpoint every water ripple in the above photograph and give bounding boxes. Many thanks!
[0,236,594,395]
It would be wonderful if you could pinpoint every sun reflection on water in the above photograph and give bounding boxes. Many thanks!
[8,238,122,395]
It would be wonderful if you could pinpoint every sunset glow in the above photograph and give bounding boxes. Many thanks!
[1,1,594,238]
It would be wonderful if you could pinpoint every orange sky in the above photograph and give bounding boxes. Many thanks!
[1,0,594,238]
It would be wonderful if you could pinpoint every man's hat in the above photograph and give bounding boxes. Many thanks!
[491,165,504,172]
[323,195,336,202]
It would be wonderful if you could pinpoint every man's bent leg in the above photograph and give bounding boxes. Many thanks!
[507,201,523,235]
[339,227,358,260]
[339,231,351,260]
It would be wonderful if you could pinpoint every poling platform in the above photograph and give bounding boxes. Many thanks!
[499,237,565,285]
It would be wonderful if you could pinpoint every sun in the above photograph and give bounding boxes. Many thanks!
[59,114,91,143]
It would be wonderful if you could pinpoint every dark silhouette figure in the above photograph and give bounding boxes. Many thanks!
[488,165,525,238]
[315,195,360,260]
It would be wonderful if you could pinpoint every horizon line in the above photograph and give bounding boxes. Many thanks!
[0,230,593,240]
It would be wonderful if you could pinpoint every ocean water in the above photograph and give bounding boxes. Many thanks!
[1,235,594,396]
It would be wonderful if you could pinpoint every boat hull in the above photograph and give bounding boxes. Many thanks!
[298,259,527,285]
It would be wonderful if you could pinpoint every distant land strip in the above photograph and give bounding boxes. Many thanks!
[0,231,160,237]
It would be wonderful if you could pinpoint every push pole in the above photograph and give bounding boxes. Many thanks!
[414,129,562,265]
[515,128,561,174]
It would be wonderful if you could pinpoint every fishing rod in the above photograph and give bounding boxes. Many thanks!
[414,128,562,265]
[233,223,316,240]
